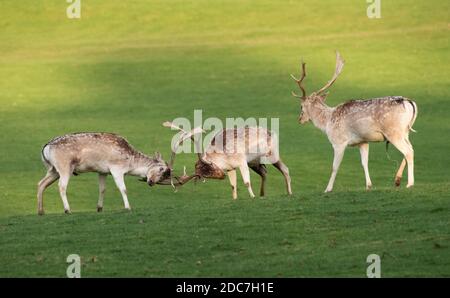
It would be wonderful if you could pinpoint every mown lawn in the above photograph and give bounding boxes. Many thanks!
[0,0,448,277]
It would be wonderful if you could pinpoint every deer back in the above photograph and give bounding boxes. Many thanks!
[43,133,147,173]
[330,97,417,145]
[206,127,275,159]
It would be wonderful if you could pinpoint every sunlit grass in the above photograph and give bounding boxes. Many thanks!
[0,0,448,277]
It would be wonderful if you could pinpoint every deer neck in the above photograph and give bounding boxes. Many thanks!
[129,152,154,177]
[308,101,333,132]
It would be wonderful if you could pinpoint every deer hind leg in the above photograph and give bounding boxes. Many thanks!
[249,164,267,197]
[238,163,255,198]
[325,144,346,193]
[389,137,414,188]
[37,168,59,215]
[405,137,415,188]
[56,169,72,214]
[272,160,292,195]
[97,173,107,212]
[359,143,372,190]
[227,169,238,199]
[395,159,407,187]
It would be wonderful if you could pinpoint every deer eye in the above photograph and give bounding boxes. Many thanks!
[159,167,164,172]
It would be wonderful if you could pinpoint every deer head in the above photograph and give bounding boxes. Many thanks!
[291,51,345,124]
[145,151,171,186]
[194,158,226,180]
[162,121,226,183]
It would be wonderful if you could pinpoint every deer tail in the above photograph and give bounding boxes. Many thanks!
[41,144,52,169]
[406,99,418,133]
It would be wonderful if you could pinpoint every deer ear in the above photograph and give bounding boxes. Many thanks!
[154,152,162,160]
[320,92,330,102]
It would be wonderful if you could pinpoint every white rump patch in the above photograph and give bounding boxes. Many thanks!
[43,145,52,163]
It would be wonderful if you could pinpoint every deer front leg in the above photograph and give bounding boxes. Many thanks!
[111,170,131,210]
[359,143,372,190]
[325,144,346,193]
[227,170,238,199]
[239,163,255,198]
[97,173,107,212]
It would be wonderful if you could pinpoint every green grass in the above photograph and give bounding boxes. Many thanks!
[0,0,449,277]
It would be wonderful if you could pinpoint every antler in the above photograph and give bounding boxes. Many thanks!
[161,121,209,189]
[316,51,345,95]
[163,121,205,169]
[156,169,197,187]
[163,121,211,165]
[291,60,307,99]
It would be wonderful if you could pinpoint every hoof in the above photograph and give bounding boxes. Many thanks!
[324,189,333,193]
[97,206,103,212]
[38,210,45,216]
[406,184,414,188]
[64,209,71,214]
[366,184,372,191]
[394,177,401,187]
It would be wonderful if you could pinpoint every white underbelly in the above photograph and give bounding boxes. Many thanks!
[74,163,110,174]
[348,131,385,146]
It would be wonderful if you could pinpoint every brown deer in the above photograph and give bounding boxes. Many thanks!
[163,122,292,199]
[37,132,174,215]
[291,51,417,192]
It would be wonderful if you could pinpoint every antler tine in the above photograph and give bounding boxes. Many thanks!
[163,120,210,170]
[290,73,299,81]
[165,122,211,165]
[290,60,307,99]
[168,131,187,169]
[291,91,303,98]
[316,51,345,95]
[163,122,204,168]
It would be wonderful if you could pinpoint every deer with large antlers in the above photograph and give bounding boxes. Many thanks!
[291,51,418,192]
[163,122,292,199]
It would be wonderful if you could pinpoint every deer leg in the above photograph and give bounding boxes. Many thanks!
[227,170,238,199]
[249,164,267,197]
[389,138,414,188]
[57,171,72,214]
[325,145,346,193]
[395,159,407,187]
[111,171,131,210]
[272,160,292,195]
[404,137,415,188]
[359,143,372,190]
[97,173,107,212]
[239,163,255,198]
[37,168,59,215]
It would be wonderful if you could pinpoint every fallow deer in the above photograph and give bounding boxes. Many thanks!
[37,132,173,215]
[291,51,417,192]
[163,122,292,199]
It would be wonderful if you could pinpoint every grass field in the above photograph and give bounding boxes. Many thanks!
[0,0,449,277]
